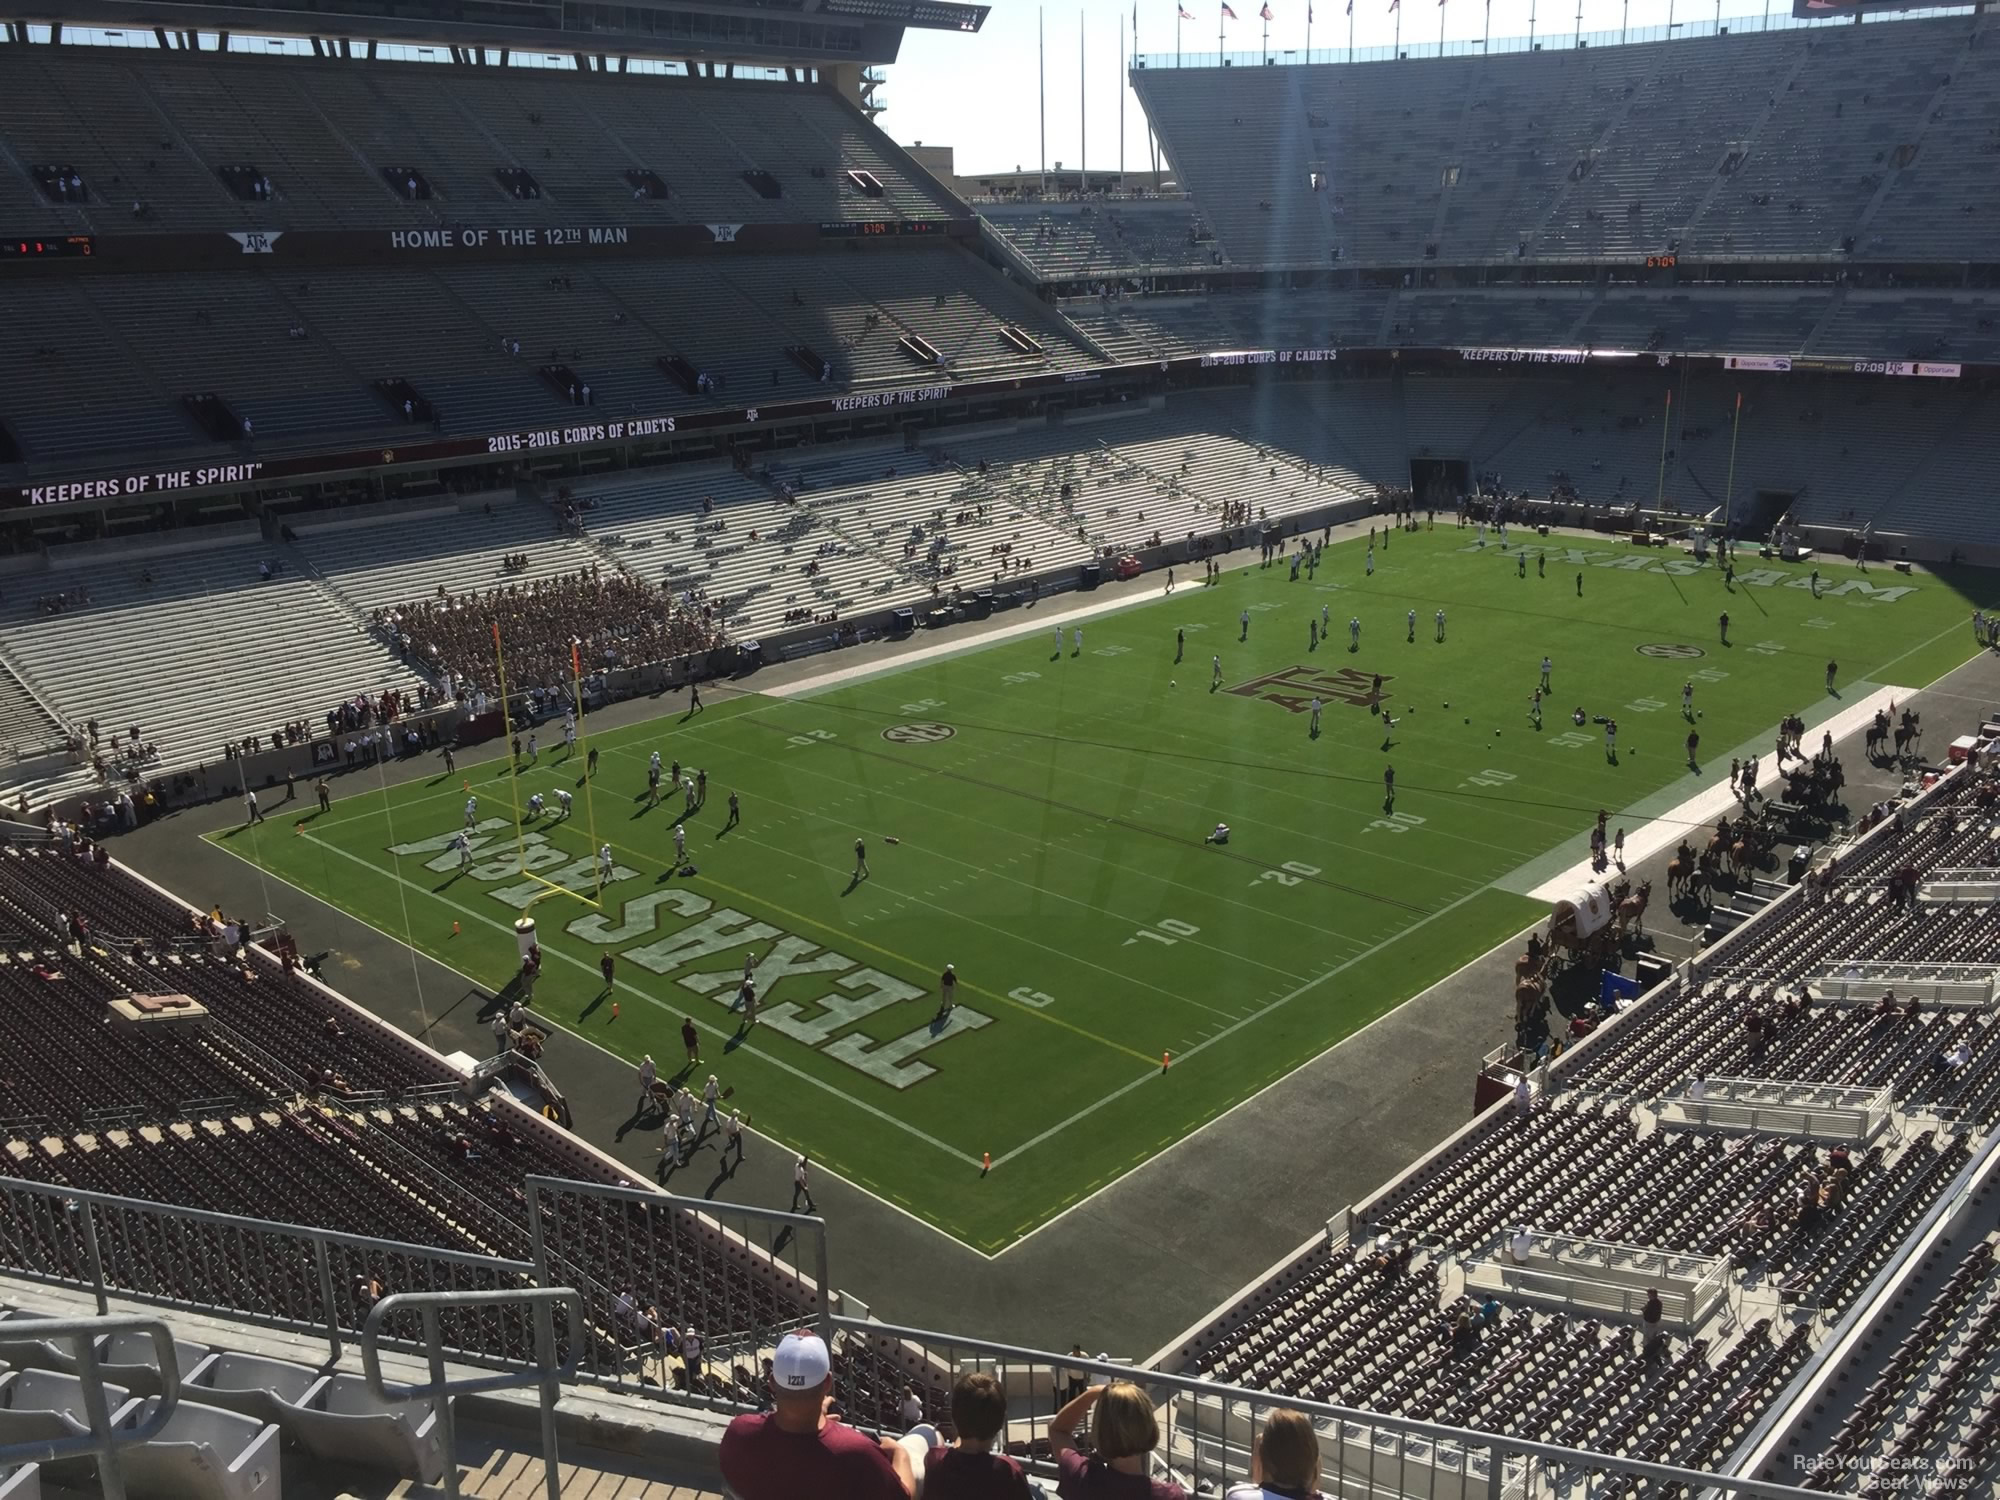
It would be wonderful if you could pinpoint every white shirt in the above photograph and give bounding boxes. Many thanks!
[1227,1487,1326,1500]
[795,1159,809,1186]
[899,1394,923,1427]
[1510,1230,1533,1262]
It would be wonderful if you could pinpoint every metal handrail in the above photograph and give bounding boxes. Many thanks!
[828,1316,1839,1500]
[0,1174,536,1361]
[0,1313,183,1500]
[360,1286,583,1500]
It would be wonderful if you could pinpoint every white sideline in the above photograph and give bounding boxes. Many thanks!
[761,581,1185,698]
[1525,684,1908,903]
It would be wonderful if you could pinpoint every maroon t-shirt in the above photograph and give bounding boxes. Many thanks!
[1057,1448,1187,1499]
[718,1411,904,1500]
[926,1444,1035,1500]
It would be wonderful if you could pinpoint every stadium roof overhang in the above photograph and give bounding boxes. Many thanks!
[13,0,987,65]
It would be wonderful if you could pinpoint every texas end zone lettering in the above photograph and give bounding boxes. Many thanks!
[28,463,264,505]
[383,822,988,1091]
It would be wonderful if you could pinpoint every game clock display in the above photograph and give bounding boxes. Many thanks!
[1,235,94,259]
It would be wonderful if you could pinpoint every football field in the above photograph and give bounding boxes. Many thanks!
[212,530,1984,1252]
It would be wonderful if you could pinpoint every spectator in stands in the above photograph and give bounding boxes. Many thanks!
[377,568,716,698]
[1225,1408,1323,1500]
[924,1371,1031,1498]
[1641,1289,1664,1361]
[718,1330,916,1499]
[1050,1380,1185,1498]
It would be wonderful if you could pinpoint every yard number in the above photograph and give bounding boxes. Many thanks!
[1465,769,1516,789]
[1252,861,1322,888]
[1008,986,1056,1009]
[1551,731,1593,749]
[785,729,837,748]
[1125,918,1201,947]
[1363,812,1426,834]
[1624,697,1669,714]
[1002,672,1041,685]
[899,698,945,714]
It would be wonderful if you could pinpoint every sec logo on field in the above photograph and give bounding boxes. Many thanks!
[883,722,956,744]
[1637,643,1705,659]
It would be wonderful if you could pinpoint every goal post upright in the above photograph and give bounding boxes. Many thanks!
[490,619,529,874]
[571,639,605,901]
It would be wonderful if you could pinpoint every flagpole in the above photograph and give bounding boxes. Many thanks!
[1219,1,1225,59]
[1176,7,1182,67]
[1119,11,1126,180]
[1039,7,1047,195]
[1395,1,1402,57]
[1440,0,1447,51]
[1079,9,1086,196]
[1348,2,1355,62]
[1484,0,1492,47]
[1040,8,1056,197]
[1262,12,1269,63]
[1306,4,1312,60]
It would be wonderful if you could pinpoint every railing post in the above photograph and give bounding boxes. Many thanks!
[314,1237,343,1363]
[78,1199,109,1315]
[423,1305,461,1500]
[813,1220,834,1349]
[531,1289,563,1500]
[76,1333,128,1500]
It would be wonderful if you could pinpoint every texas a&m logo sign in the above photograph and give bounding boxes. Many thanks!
[1229,666,1391,714]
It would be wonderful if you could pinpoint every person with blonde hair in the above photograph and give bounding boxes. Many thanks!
[1227,1408,1323,1499]
[1050,1379,1185,1497]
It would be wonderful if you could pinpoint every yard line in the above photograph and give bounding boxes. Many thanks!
[611,728,1373,956]
[302,697,785,835]
[265,827,988,1170]
[671,838,1237,1043]
[988,882,1493,1171]
[818,675,1557,869]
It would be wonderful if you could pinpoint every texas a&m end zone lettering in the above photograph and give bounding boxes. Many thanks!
[1230,666,1389,713]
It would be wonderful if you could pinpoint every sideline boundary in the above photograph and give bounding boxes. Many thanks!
[1512,683,1907,902]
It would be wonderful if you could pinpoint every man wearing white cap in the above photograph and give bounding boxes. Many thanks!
[719,1329,917,1498]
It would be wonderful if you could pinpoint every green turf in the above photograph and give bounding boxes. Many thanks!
[210,531,1986,1251]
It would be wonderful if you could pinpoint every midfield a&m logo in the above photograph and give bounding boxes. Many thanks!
[1230,666,1390,713]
